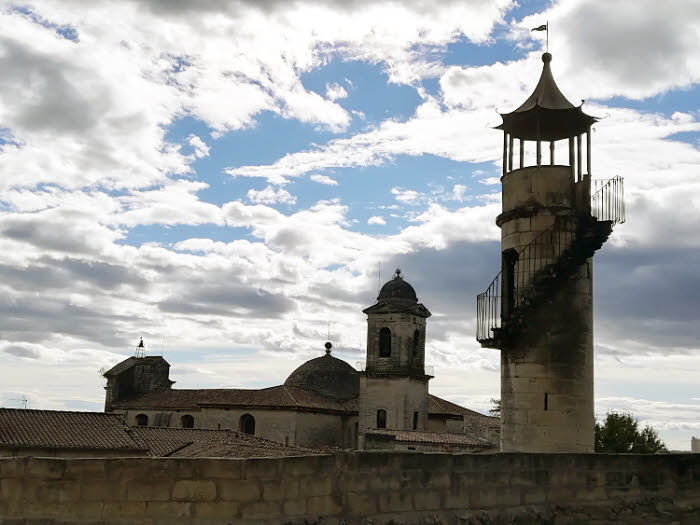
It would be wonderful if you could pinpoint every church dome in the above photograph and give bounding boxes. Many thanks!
[284,343,359,401]
[377,269,418,304]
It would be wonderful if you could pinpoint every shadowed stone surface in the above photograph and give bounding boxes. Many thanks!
[0,451,698,524]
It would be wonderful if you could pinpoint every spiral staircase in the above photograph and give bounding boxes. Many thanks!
[476,176,625,349]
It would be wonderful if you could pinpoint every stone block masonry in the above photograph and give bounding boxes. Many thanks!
[0,452,699,524]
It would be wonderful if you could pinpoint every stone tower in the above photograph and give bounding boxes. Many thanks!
[103,340,173,412]
[476,53,625,452]
[358,269,432,449]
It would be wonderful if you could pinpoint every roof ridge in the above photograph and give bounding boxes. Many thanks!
[428,394,448,412]
[163,441,196,457]
[282,385,299,407]
[0,408,122,416]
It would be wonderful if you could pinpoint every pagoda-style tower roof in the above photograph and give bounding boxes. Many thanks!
[496,53,597,141]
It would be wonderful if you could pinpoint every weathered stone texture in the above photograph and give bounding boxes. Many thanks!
[0,452,698,524]
[499,165,595,454]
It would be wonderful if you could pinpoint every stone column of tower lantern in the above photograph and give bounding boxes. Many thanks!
[476,53,623,453]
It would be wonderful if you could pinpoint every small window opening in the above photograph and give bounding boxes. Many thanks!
[376,409,387,429]
[181,414,194,428]
[502,249,518,319]
[412,411,419,430]
[135,414,148,427]
[240,413,256,435]
[378,328,392,357]
[544,393,549,411]
[412,329,420,360]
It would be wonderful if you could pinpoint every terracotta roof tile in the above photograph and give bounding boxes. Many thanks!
[428,395,499,429]
[129,427,320,458]
[429,395,478,416]
[0,409,145,452]
[365,429,491,447]
[169,441,320,458]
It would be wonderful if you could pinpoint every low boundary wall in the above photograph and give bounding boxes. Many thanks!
[1,452,699,524]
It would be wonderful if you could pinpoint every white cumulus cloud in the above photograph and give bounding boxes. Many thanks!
[246,186,297,205]
[310,174,338,186]
[187,135,210,159]
[391,187,420,204]
[325,82,348,101]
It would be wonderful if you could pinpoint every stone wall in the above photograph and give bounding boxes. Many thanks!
[1,452,699,524]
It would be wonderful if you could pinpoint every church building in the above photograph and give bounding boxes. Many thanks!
[103,270,498,452]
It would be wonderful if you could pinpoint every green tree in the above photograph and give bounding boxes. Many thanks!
[489,398,500,417]
[595,412,667,453]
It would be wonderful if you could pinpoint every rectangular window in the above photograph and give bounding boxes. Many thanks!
[544,393,549,411]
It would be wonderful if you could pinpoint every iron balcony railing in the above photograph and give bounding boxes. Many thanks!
[476,176,625,343]
[476,273,502,343]
[592,175,625,225]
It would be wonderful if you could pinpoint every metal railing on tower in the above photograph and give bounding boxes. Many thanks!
[476,177,624,344]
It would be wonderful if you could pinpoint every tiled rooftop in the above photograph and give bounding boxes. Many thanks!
[111,385,353,413]
[129,426,319,458]
[0,408,145,452]
[0,409,319,458]
[365,428,491,447]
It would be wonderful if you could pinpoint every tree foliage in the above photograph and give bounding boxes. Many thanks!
[489,398,500,417]
[595,412,667,454]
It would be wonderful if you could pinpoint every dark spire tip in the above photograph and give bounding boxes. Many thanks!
[542,52,552,64]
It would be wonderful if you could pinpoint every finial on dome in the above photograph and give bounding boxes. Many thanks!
[394,268,403,279]
[324,341,332,355]
[542,52,552,64]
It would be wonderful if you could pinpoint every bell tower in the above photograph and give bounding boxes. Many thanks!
[476,53,625,452]
[358,269,432,449]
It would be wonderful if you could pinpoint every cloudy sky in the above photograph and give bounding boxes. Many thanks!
[1,0,699,450]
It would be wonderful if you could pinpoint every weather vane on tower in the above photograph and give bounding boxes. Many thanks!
[531,21,549,52]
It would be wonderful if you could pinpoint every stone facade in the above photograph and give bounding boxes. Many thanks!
[358,375,429,448]
[364,311,427,375]
[117,407,353,449]
[692,437,700,453]
[498,167,595,453]
[1,452,698,524]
